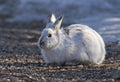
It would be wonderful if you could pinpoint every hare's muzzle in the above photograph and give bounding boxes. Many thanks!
[40,41,44,46]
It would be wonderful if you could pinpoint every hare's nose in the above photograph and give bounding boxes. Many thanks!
[40,41,45,46]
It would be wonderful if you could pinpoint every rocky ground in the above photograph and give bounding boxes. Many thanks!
[0,21,120,82]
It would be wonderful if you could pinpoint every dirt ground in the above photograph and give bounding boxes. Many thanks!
[0,21,120,82]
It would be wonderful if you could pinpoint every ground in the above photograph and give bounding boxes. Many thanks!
[0,21,120,82]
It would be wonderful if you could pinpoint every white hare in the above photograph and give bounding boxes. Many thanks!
[38,13,106,65]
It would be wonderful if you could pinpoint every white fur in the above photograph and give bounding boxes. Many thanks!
[38,14,106,65]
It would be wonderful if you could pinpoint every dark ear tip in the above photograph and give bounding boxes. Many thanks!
[51,13,55,17]
[61,14,64,17]
[48,13,55,18]
[59,15,64,20]
[52,12,55,15]
[48,13,56,23]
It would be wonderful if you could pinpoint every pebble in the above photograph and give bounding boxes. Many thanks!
[112,70,120,79]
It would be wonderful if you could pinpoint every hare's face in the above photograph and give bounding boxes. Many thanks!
[38,27,59,50]
[38,13,63,50]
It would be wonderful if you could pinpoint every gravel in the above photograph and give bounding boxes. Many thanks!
[0,21,120,82]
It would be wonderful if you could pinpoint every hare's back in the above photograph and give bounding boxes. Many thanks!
[66,24,92,31]
[65,24,105,48]
[65,24,96,38]
[65,24,106,64]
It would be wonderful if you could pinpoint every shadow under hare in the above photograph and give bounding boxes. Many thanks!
[38,13,106,66]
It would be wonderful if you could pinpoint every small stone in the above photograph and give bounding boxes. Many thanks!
[118,41,120,46]
[112,70,120,79]
[118,67,120,70]
[7,79,10,81]
[78,65,83,68]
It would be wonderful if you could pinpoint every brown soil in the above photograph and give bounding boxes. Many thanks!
[0,21,120,82]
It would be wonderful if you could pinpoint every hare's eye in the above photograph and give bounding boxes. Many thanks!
[48,33,52,37]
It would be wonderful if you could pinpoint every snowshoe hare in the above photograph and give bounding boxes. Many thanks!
[38,13,106,65]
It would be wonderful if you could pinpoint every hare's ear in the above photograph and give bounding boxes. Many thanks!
[54,15,64,30]
[48,13,56,23]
